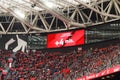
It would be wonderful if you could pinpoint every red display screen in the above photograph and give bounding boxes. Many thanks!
[47,29,85,48]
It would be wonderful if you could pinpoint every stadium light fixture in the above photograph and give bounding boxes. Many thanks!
[81,0,91,3]
[14,9,26,19]
[16,0,25,3]
[41,0,56,8]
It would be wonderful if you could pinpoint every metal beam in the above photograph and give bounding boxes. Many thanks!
[75,0,120,18]
[0,4,45,31]
[31,0,86,28]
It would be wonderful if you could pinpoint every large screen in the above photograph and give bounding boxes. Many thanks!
[28,35,47,49]
[47,29,84,48]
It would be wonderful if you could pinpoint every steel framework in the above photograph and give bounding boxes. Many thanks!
[0,0,119,34]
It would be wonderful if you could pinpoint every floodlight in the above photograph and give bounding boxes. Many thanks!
[14,9,26,19]
[17,0,25,3]
[81,0,91,3]
[41,0,56,8]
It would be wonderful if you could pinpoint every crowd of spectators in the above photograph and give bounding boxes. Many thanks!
[0,43,120,80]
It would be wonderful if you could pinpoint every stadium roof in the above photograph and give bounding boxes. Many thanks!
[0,0,119,34]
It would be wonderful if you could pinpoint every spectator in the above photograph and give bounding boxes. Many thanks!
[0,40,120,80]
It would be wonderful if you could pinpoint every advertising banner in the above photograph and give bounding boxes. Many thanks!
[75,65,120,80]
[0,34,27,52]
